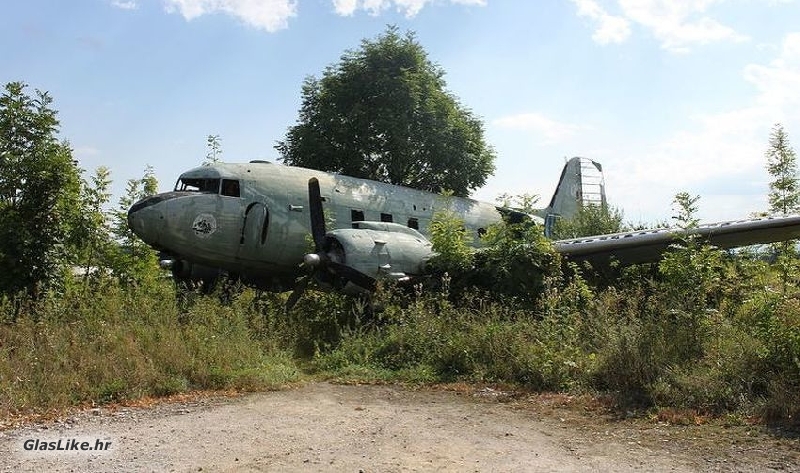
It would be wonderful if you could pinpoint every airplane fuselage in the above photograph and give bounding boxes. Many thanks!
[128,159,800,294]
[128,161,511,289]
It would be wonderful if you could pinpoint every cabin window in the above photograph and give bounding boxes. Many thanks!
[407,218,419,230]
[351,209,364,228]
[381,213,393,223]
[221,179,240,197]
[175,177,220,193]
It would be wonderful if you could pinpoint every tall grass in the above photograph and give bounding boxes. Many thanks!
[0,278,299,415]
[314,261,800,425]
[1,254,799,426]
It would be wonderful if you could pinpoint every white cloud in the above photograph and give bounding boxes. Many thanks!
[332,0,485,18]
[332,0,359,16]
[163,0,297,32]
[571,0,749,52]
[744,32,800,108]
[609,32,800,221]
[112,0,138,9]
[571,0,631,45]
[492,113,583,144]
[618,0,748,53]
[163,0,484,29]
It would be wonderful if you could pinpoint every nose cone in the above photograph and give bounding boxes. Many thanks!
[128,194,170,245]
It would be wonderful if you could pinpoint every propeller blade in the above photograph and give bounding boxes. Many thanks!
[285,274,312,312]
[308,178,326,251]
[295,180,374,301]
[329,262,376,292]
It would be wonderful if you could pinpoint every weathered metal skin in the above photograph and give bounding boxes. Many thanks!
[128,161,504,290]
[128,159,800,294]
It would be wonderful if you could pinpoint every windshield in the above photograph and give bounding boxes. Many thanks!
[175,177,220,193]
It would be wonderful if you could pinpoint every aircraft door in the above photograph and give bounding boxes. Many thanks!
[237,202,270,262]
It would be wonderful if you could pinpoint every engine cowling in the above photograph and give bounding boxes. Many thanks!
[321,224,434,291]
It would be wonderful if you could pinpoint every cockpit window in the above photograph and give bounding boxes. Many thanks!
[175,178,220,193]
[221,179,240,197]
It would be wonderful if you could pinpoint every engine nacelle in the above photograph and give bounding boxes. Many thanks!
[325,226,434,286]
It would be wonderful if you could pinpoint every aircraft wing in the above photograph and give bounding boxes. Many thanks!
[553,215,800,266]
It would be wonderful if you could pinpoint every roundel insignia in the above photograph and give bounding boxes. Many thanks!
[192,213,218,238]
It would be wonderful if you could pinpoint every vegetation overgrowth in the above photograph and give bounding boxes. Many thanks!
[1,81,799,428]
[0,280,300,415]
[2,211,800,427]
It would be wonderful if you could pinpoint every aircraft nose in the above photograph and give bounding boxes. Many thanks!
[128,193,172,245]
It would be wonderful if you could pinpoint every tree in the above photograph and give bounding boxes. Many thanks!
[764,123,799,292]
[551,204,625,240]
[766,123,799,216]
[71,166,114,288]
[0,82,82,297]
[204,134,222,165]
[276,26,495,197]
[110,166,160,285]
[659,192,724,358]
[425,204,561,307]
[428,207,473,274]
[470,215,561,307]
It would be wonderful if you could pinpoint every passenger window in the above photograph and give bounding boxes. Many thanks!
[407,218,419,230]
[221,179,240,197]
[381,213,393,223]
[351,209,364,228]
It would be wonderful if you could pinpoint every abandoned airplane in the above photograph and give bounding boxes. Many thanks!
[127,157,800,307]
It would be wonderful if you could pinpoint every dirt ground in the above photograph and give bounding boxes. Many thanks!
[1,382,798,472]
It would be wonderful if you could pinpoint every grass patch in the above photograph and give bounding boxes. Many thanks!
[2,255,800,429]
[0,280,301,416]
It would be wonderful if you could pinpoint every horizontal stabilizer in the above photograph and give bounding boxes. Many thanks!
[554,215,800,266]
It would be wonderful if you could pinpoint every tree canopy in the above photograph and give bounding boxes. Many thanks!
[0,82,82,296]
[276,26,495,197]
[550,204,625,240]
[766,123,799,216]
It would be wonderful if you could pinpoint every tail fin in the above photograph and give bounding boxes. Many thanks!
[538,157,607,237]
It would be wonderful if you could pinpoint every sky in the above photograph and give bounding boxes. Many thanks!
[2,0,800,225]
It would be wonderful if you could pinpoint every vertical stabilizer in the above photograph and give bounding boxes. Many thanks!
[540,157,606,236]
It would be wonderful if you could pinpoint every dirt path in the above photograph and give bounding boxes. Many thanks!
[1,382,798,472]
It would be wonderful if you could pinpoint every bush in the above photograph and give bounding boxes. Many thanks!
[4,207,800,427]
[426,210,562,308]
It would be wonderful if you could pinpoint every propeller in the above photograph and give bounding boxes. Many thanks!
[285,272,311,312]
[285,178,375,312]
[308,177,326,251]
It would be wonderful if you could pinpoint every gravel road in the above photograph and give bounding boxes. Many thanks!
[1,382,798,472]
